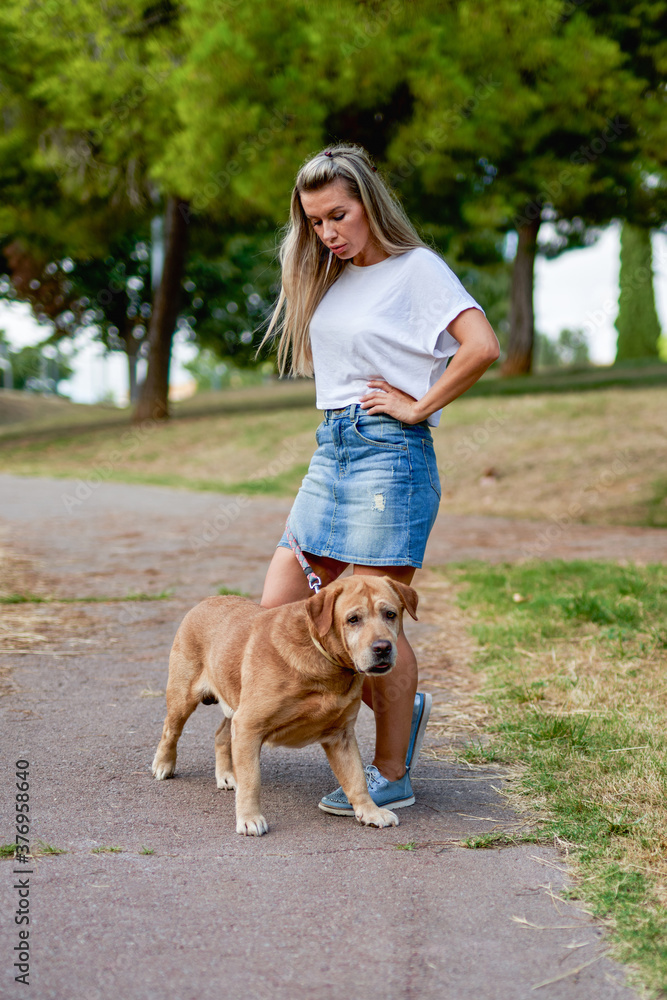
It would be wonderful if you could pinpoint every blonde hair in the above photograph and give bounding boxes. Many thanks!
[260,142,429,377]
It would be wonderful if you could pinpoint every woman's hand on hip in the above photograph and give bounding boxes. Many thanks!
[358,380,424,423]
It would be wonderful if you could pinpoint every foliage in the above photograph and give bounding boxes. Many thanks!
[386,1,666,243]
[1,0,666,392]
[183,350,274,390]
[535,328,590,369]
[181,230,281,366]
[0,332,72,392]
[615,222,663,362]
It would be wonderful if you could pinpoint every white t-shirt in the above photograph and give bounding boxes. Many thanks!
[309,246,486,427]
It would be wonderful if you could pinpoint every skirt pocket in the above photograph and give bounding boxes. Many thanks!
[351,412,407,451]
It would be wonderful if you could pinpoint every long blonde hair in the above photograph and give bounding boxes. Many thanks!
[260,142,429,377]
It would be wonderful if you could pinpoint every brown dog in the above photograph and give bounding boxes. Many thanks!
[152,575,418,836]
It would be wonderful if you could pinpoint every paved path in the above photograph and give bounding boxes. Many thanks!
[1,474,656,1000]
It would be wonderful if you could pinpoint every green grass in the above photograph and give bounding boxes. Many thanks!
[0,843,16,858]
[465,361,667,397]
[0,590,173,604]
[91,845,123,854]
[217,586,251,597]
[440,559,667,997]
[34,841,67,856]
[139,846,155,855]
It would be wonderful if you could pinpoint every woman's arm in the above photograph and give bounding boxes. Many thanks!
[358,307,500,424]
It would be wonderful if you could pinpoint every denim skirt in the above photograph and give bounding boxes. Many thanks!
[277,403,441,568]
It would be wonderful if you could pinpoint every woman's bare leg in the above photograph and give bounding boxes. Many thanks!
[353,564,418,783]
[260,545,346,608]
[261,549,418,785]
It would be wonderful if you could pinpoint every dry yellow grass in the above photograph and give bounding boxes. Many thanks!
[0,385,664,525]
[432,387,666,526]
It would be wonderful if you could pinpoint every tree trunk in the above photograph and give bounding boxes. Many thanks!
[133,196,190,422]
[121,323,141,405]
[127,350,138,404]
[502,217,540,376]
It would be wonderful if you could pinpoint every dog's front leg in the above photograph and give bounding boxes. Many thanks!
[322,730,398,829]
[231,714,268,836]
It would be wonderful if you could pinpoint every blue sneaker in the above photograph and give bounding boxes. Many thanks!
[318,764,415,816]
[406,692,432,774]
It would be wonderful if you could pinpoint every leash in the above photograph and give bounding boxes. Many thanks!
[284,519,322,594]
[285,519,347,668]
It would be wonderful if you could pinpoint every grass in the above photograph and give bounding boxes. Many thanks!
[439,559,667,997]
[34,841,67,856]
[0,384,664,526]
[0,841,67,857]
[461,831,546,849]
[0,590,173,604]
[217,586,251,597]
[91,845,123,854]
[464,361,667,397]
[139,846,155,855]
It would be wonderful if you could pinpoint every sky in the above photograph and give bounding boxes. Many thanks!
[1,219,666,405]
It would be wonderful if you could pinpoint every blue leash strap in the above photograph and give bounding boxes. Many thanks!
[284,519,322,594]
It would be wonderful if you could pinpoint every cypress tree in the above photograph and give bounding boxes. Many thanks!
[614,222,662,362]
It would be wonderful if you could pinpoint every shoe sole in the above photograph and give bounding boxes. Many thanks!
[318,795,415,817]
[407,692,432,776]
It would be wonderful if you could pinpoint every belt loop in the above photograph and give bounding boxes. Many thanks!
[349,402,357,421]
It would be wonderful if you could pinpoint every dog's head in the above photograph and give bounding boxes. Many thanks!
[305,575,418,675]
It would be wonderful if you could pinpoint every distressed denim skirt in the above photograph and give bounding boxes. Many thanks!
[277,403,441,568]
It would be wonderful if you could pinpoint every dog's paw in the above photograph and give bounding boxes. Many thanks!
[152,757,175,780]
[355,806,399,828]
[236,814,269,836]
[216,771,236,791]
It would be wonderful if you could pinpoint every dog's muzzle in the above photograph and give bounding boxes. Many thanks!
[364,639,396,675]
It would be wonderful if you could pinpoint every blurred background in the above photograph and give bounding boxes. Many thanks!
[0,0,664,416]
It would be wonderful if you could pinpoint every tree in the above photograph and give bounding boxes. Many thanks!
[382,0,667,373]
[535,328,590,369]
[0,332,72,392]
[614,222,663,362]
[0,0,193,420]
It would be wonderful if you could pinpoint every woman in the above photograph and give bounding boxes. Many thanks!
[259,143,499,816]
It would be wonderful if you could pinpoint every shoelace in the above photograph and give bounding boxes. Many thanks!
[364,765,385,791]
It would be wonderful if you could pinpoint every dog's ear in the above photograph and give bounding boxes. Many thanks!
[386,579,419,621]
[305,585,341,637]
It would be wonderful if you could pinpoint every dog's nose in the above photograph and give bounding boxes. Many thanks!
[371,640,393,657]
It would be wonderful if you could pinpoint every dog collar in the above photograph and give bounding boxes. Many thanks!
[311,634,346,668]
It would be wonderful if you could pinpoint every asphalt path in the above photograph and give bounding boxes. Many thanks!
[0,474,651,1000]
